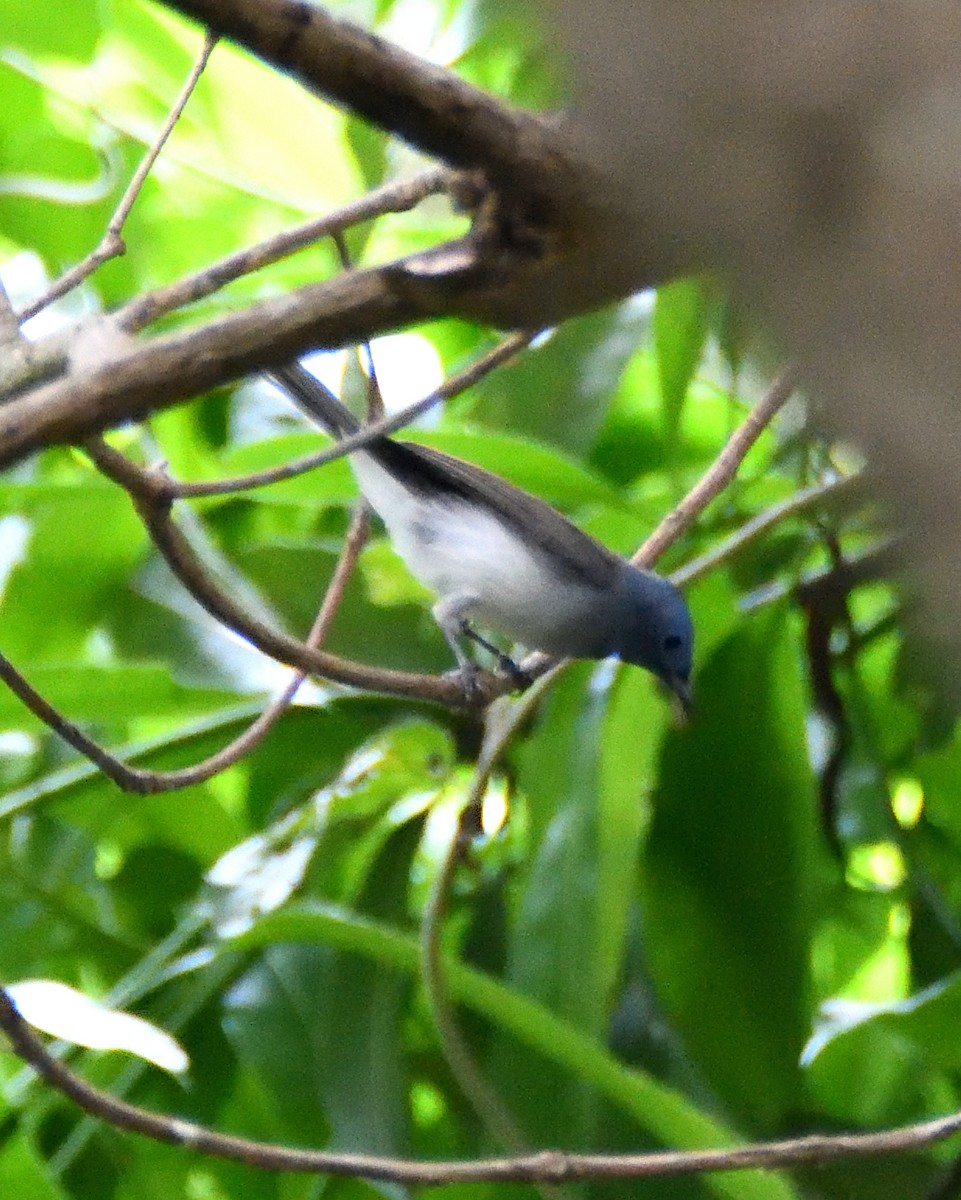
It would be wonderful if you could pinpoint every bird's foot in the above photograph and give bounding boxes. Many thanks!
[496,653,532,691]
[442,661,483,704]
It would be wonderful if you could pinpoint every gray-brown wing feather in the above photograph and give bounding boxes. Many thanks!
[380,440,623,590]
[273,363,622,591]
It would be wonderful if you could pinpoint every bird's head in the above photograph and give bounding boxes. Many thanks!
[615,567,694,714]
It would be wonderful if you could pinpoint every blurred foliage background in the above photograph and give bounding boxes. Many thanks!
[0,2,959,1198]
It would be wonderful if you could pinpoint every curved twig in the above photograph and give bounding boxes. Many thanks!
[17,32,219,323]
[170,331,533,498]
[83,436,478,706]
[2,983,961,1184]
[0,506,368,793]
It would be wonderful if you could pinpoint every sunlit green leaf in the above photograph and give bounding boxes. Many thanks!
[654,276,710,443]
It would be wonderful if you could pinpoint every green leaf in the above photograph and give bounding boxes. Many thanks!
[642,609,823,1129]
[235,903,799,1200]
[0,1133,70,1200]
[590,351,733,488]
[0,63,115,265]
[93,1,362,209]
[0,664,239,731]
[0,482,146,661]
[597,668,669,1004]
[315,821,420,1152]
[222,829,419,1153]
[489,664,609,1146]
[654,276,710,442]
[2,0,101,60]
[420,430,627,511]
[805,972,961,1125]
[471,307,649,453]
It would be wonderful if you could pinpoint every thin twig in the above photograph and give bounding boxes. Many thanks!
[83,436,474,705]
[634,364,798,568]
[2,980,961,1183]
[0,651,165,792]
[18,32,218,323]
[517,368,798,682]
[0,506,368,793]
[170,331,533,498]
[672,470,862,588]
[117,168,449,334]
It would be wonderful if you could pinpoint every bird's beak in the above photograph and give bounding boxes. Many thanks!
[667,675,694,723]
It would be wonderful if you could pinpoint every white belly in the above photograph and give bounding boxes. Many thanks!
[351,452,607,653]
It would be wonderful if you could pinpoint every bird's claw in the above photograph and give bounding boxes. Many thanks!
[497,654,532,690]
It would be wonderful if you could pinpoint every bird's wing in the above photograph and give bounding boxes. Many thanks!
[374,439,623,590]
[273,363,623,590]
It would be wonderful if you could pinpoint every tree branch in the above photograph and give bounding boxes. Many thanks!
[17,32,218,323]
[0,265,415,466]
[635,365,798,567]
[161,0,565,199]
[152,0,686,328]
[2,982,961,1184]
[83,437,484,706]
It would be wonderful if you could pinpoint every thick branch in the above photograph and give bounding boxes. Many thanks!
[0,266,414,467]
[154,0,685,326]
[163,0,566,201]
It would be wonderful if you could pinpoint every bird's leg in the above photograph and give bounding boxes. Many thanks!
[432,593,482,698]
[432,595,531,696]
[459,624,531,688]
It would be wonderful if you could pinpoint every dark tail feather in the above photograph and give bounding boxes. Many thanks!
[270,363,360,438]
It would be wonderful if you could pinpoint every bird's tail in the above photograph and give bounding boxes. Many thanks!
[271,362,361,438]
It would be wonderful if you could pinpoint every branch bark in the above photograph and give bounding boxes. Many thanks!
[3,981,961,1185]
[0,266,410,466]
[155,0,689,323]
[0,0,693,463]
[164,0,557,194]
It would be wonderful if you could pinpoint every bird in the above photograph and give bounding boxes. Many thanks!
[271,361,694,709]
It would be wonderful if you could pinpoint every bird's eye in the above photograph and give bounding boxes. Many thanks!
[663,634,682,651]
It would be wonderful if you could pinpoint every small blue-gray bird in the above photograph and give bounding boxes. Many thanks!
[272,362,693,708]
